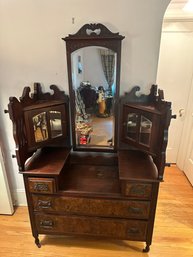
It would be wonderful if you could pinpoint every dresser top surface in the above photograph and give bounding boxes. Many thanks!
[22,147,70,176]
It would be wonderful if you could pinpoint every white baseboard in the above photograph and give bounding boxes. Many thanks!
[14,189,27,206]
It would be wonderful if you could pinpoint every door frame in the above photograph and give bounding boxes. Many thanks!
[161,14,193,182]
[177,65,193,173]
[0,146,14,215]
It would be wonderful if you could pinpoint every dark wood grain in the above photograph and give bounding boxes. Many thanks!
[22,147,70,176]
[123,182,152,199]
[59,163,120,195]
[28,178,56,194]
[35,214,147,241]
[6,23,172,252]
[32,195,150,219]
[118,150,158,181]
[7,83,70,171]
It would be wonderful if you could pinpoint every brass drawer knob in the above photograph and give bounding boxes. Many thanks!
[37,200,52,209]
[130,185,146,195]
[128,206,143,214]
[40,219,54,228]
[128,227,140,234]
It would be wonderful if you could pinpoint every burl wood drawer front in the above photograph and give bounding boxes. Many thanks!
[123,182,152,199]
[32,195,150,219]
[28,178,55,194]
[35,214,147,241]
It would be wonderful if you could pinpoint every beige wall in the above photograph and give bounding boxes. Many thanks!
[0,0,171,205]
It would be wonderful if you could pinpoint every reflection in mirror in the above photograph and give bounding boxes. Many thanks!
[33,112,48,142]
[139,116,152,146]
[126,113,138,140]
[71,46,117,147]
[49,111,62,138]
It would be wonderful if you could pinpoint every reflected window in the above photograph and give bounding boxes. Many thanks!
[139,116,152,146]
[49,111,62,138]
[126,113,138,140]
[33,112,48,142]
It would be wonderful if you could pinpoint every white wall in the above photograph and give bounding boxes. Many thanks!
[0,0,171,205]
[83,47,108,89]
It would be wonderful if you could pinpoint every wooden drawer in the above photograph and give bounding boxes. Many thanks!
[122,182,152,199]
[32,195,150,219]
[28,178,55,194]
[35,214,147,241]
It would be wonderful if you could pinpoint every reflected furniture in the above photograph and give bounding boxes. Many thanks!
[6,24,173,252]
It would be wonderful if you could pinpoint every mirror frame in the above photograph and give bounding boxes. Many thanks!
[6,83,70,171]
[63,23,124,151]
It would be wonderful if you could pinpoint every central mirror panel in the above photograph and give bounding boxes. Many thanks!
[63,23,124,151]
[71,46,116,148]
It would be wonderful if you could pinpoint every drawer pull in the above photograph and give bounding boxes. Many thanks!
[34,183,49,192]
[128,227,140,234]
[130,185,146,195]
[96,171,105,178]
[128,206,143,214]
[40,219,54,228]
[37,200,52,209]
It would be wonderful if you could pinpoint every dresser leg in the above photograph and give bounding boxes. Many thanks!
[34,236,41,248]
[143,244,150,253]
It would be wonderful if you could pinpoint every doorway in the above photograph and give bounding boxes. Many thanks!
[156,0,193,185]
[0,146,14,214]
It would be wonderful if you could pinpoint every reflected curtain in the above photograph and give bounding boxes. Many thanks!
[99,49,115,90]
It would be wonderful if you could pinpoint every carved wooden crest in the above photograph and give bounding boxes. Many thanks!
[64,23,124,40]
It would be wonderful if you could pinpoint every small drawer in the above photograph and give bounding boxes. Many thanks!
[32,195,150,219]
[28,178,55,194]
[35,214,147,241]
[123,182,152,199]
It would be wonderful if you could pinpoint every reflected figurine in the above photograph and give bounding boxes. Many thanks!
[97,86,108,117]
[33,113,48,142]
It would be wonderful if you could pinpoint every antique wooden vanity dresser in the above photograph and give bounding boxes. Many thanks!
[6,24,173,252]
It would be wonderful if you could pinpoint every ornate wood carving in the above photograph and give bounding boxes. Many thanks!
[8,97,29,171]
[125,183,152,199]
[7,83,69,171]
[34,183,49,192]
[20,83,68,105]
[28,178,55,194]
[37,200,52,209]
[120,84,158,104]
[65,23,124,39]
[63,23,124,151]
[64,23,124,53]
[39,219,54,228]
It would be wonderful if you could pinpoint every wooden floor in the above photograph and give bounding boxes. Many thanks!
[0,166,193,257]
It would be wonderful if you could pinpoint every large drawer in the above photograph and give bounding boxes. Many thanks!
[32,195,150,219]
[35,214,147,241]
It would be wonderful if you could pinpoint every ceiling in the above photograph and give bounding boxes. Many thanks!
[165,0,193,19]
[169,0,187,3]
